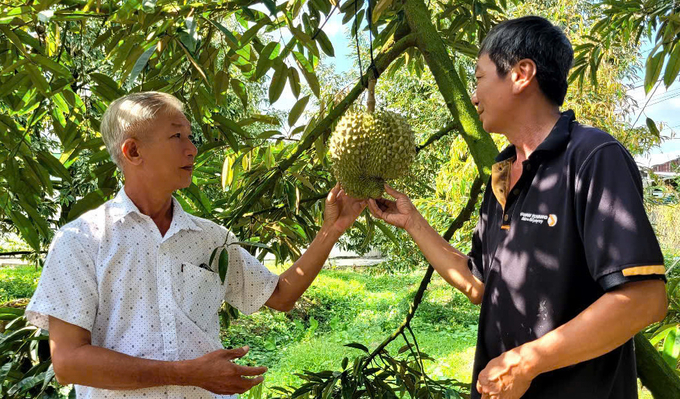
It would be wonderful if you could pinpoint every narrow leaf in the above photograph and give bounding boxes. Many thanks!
[127,42,157,85]
[218,247,229,283]
[221,155,234,190]
[269,63,288,104]
[288,95,310,126]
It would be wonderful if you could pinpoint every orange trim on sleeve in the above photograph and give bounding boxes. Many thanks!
[501,225,510,230]
[621,265,666,277]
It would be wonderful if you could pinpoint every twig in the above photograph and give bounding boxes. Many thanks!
[416,120,460,153]
[311,6,338,40]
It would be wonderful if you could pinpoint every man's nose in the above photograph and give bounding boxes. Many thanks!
[471,91,479,107]
[187,141,197,158]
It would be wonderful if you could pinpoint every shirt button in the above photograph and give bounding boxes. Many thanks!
[513,189,520,195]
[526,164,532,171]
[503,214,509,222]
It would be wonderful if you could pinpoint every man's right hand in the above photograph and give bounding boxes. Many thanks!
[186,346,267,395]
[368,185,421,231]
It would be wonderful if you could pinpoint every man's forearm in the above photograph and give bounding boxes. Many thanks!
[406,213,484,303]
[516,280,667,379]
[269,225,342,310]
[54,344,190,389]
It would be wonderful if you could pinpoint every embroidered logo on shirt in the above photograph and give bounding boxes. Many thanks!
[520,212,558,227]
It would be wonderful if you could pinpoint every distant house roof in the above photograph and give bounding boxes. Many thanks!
[635,151,680,168]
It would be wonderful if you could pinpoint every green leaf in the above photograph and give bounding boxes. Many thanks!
[218,247,229,283]
[25,64,50,96]
[290,25,319,58]
[221,155,235,189]
[127,42,157,86]
[288,66,301,98]
[184,183,212,214]
[240,19,269,48]
[269,63,288,104]
[31,54,71,77]
[293,51,313,73]
[255,42,280,79]
[374,220,400,246]
[209,247,220,270]
[345,342,369,352]
[315,29,334,57]
[662,326,680,367]
[665,42,680,87]
[207,19,239,49]
[68,189,113,221]
[231,79,248,109]
[645,51,665,94]
[213,113,250,139]
[372,0,393,23]
[288,95,310,126]
[646,117,660,138]
[17,197,50,238]
[7,209,40,251]
[36,150,71,182]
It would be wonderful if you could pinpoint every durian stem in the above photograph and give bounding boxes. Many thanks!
[367,76,377,113]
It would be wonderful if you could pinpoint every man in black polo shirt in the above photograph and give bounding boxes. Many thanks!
[367,16,668,399]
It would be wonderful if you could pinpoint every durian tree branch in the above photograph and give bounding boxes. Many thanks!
[416,120,460,153]
[362,175,484,367]
[227,34,418,226]
[635,333,680,399]
[403,0,498,179]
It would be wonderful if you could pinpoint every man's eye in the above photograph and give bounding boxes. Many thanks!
[173,133,181,138]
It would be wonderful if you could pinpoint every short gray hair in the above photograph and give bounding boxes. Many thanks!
[100,91,184,168]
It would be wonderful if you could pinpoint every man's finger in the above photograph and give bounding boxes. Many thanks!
[236,364,268,376]
[223,346,249,360]
[367,199,383,219]
[383,184,402,198]
[240,375,265,390]
[327,185,340,204]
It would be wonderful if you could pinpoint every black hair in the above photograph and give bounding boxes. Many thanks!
[479,16,574,106]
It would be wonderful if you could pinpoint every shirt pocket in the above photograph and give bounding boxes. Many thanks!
[176,262,225,332]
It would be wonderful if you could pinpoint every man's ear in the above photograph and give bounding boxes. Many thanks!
[511,58,537,95]
[121,138,143,166]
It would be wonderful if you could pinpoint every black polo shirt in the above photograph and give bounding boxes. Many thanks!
[467,110,665,399]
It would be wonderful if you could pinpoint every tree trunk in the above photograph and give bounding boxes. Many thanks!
[635,332,680,398]
[403,0,498,179]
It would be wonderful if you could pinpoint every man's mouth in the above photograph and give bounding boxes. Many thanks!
[181,165,193,172]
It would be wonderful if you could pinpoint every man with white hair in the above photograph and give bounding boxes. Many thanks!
[26,91,368,398]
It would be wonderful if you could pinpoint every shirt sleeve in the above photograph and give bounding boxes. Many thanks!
[25,224,99,332]
[574,142,665,291]
[223,232,279,315]
[467,184,490,283]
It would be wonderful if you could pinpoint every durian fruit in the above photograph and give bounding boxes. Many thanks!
[329,109,416,199]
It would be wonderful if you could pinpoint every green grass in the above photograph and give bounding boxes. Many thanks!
[0,264,41,304]
[222,267,480,393]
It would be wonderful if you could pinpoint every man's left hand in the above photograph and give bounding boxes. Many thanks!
[323,183,367,234]
[477,348,534,399]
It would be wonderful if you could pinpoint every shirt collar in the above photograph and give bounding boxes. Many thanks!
[495,109,576,163]
[109,188,202,233]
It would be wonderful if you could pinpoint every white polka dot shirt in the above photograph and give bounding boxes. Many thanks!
[26,188,279,399]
